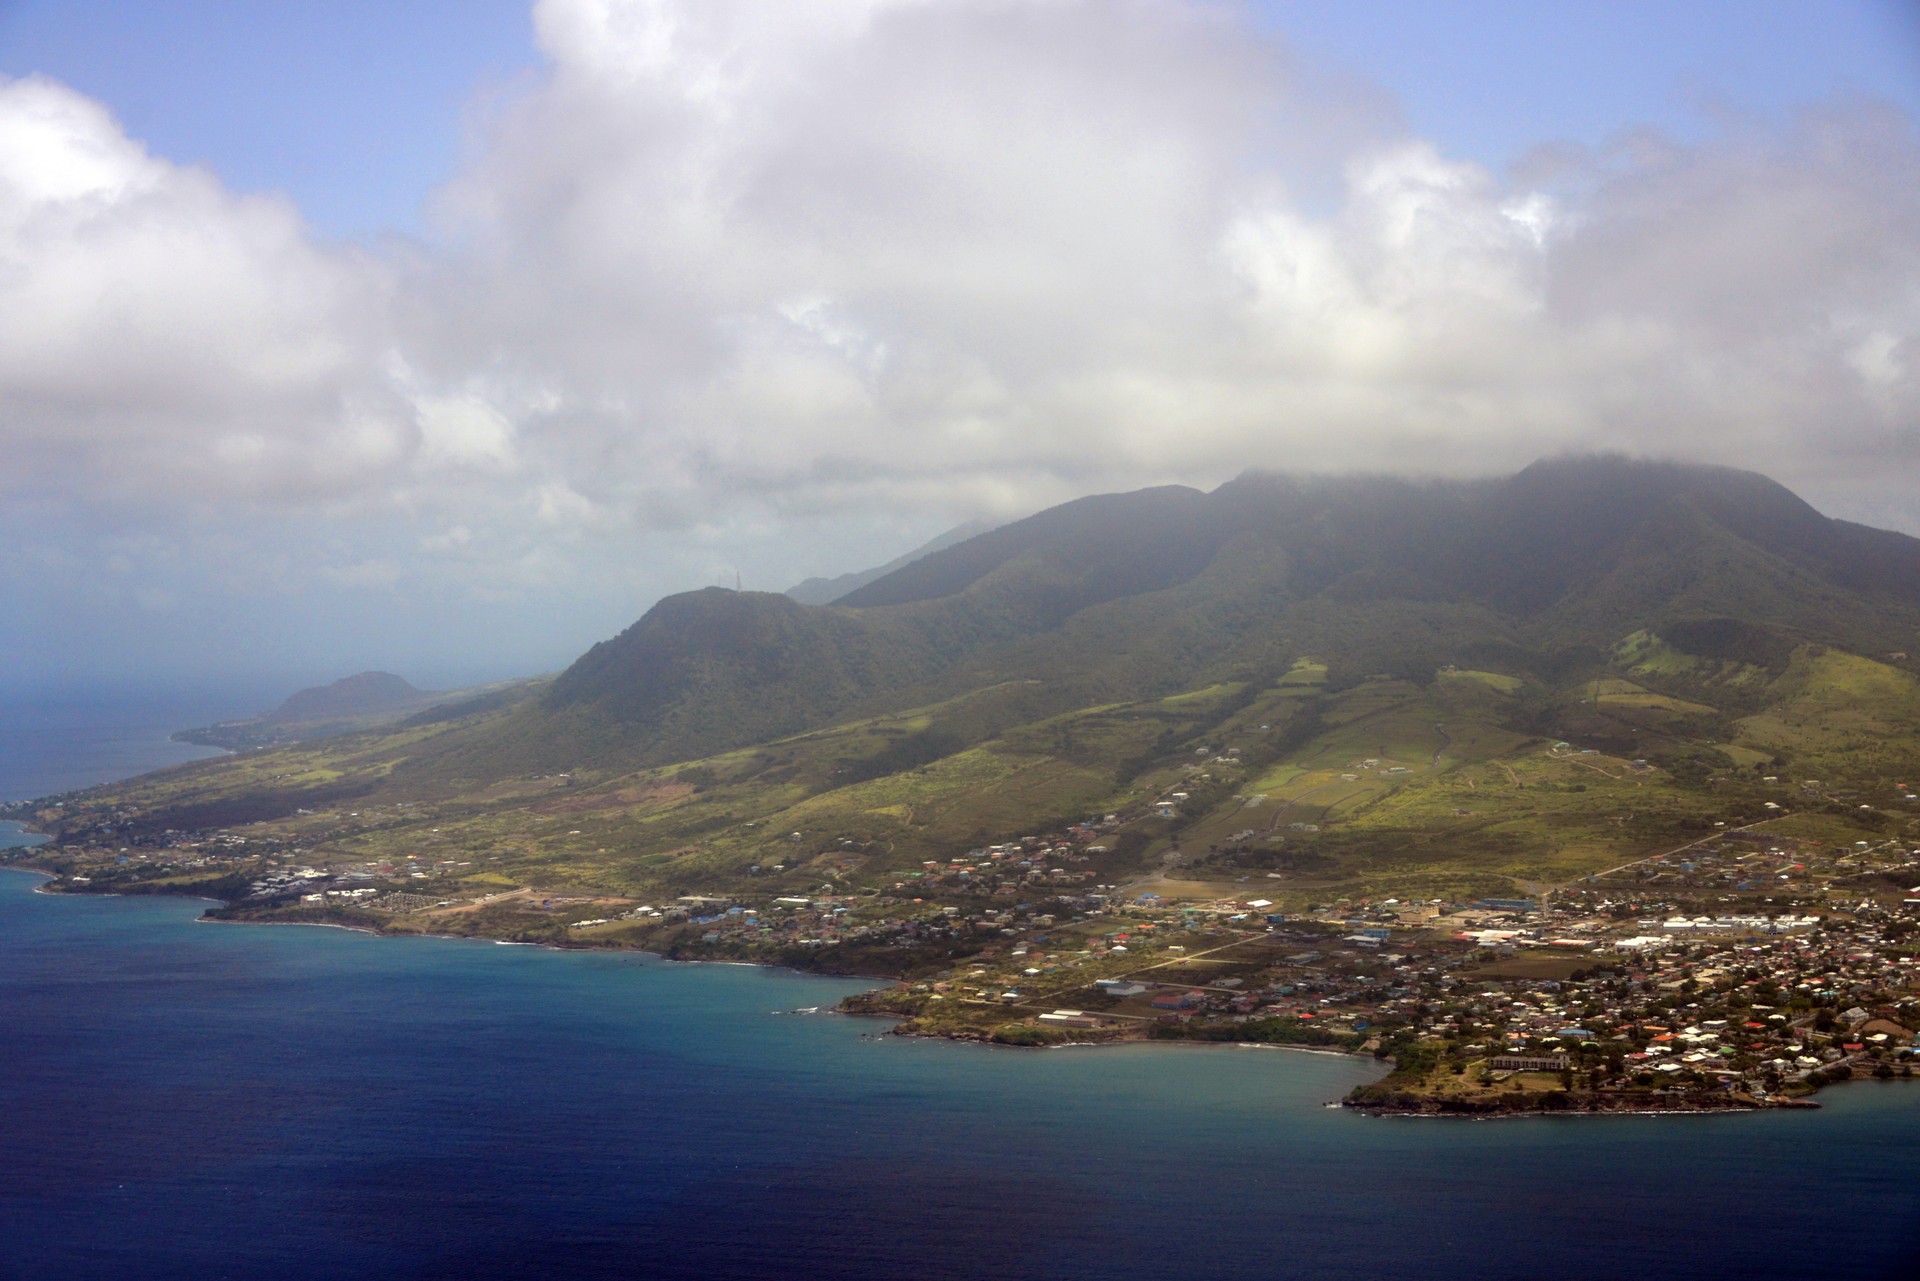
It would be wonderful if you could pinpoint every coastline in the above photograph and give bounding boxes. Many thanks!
[1343,1092,1821,1118]
[1363,1105,1799,1120]
[6,861,1366,1060]
[20,865,910,990]
[4,859,1907,1119]
[12,845,1920,1279]
[10,868,1798,1116]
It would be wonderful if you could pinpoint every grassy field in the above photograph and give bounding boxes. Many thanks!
[17,639,1915,911]
[1733,650,1920,781]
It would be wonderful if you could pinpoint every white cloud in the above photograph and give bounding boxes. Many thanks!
[318,559,403,591]
[2,0,1918,674]
[534,480,605,532]
[411,0,1919,523]
[415,394,519,471]
[421,524,474,553]
[0,76,408,505]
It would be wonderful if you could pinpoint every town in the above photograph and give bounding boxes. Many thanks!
[13,788,1920,1117]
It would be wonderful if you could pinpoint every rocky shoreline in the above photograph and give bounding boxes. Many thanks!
[1344,1088,1821,1117]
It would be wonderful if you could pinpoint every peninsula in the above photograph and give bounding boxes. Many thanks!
[8,458,1919,1115]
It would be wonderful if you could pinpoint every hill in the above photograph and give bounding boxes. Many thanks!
[173,672,520,751]
[381,457,1920,782]
[266,672,427,723]
[17,455,1920,949]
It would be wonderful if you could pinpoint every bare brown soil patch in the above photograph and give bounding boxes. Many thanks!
[1461,950,1592,981]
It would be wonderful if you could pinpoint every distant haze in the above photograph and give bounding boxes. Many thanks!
[786,521,998,606]
[0,0,1916,695]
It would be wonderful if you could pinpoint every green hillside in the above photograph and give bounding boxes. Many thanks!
[12,456,1920,927]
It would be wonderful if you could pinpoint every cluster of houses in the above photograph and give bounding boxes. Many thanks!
[853,840,1920,1102]
[648,887,1113,954]
[24,762,1920,1108]
[891,831,1112,896]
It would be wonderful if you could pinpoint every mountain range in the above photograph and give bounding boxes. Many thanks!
[403,455,1920,779]
[24,455,1920,911]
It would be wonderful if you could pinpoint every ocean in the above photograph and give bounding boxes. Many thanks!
[3,838,1920,1280]
[0,690,256,803]
[5,707,1920,1279]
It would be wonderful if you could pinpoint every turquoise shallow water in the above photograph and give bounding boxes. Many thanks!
[3,826,1920,1279]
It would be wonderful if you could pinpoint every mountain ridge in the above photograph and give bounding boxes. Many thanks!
[387,455,1920,783]
[786,519,999,605]
[266,672,426,724]
[24,453,1920,948]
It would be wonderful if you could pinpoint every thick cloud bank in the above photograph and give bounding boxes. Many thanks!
[1,0,1917,680]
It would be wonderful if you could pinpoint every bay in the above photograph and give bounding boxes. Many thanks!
[2,843,1919,1280]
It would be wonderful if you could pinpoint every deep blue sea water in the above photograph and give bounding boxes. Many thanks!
[3,830,1920,1281]
[6,696,1920,1281]
[0,691,256,803]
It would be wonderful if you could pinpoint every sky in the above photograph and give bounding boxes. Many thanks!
[0,0,1917,699]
